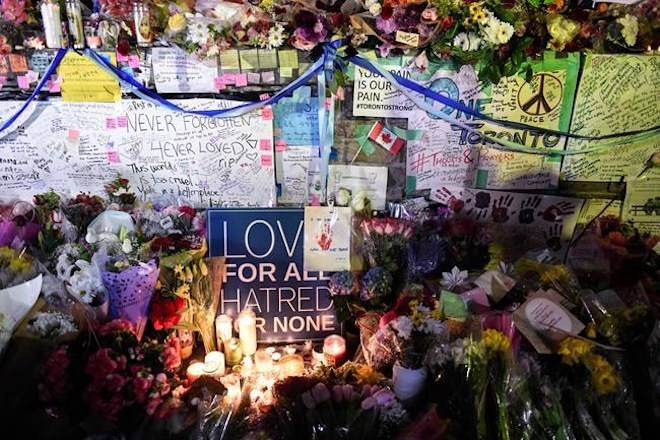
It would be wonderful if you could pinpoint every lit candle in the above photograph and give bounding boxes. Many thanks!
[224,337,243,366]
[255,349,273,374]
[215,314,233,346]
[221,374,242,405]
[279,354,305,378]
[238,309,257,356]
[241,355,254,378]
[186,361,205,382]
[204,351,225,377]
[323,335,346,366]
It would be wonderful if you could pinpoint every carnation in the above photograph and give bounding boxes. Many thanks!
[617,14,638,47]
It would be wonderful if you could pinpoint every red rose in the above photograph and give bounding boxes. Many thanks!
[178,206,196,218]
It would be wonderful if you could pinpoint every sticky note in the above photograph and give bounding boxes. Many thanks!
[0,75,6,85]
[107,151,120,163]
[116,116,128,128]
[260,139,272,151]
[58,52,120,102]
[16,75,30,90]
[261,106,273,120]
[275,140,287,152]
[8,54,28,72]
[68,129,80,139]
[214,76,226,90]
[310,194,321,206]
[261,71,275,83]
[235,73,248,87]
[280,67,293,78]
[278,50,299,69]
[239,49,259,70]
[25,70,39,83]
[128,55,140,69]
[220,50,240,71]
[247,72,261,84]
[258,49,278,69]
[222,73,236,85]
[259,93,270,101]
[106,118,116,129]
[261,155,273,167]
[48,75,61,92]
[116,52,129,63]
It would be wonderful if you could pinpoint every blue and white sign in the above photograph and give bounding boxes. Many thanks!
[207,208,337,342]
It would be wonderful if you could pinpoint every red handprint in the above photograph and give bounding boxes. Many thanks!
[491,195,514,223]
[316,222,333,250]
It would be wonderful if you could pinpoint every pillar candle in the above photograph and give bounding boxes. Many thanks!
[255,349,273,374]
[215,314,233,346]
[238,309,257,356]
[224,337,243,366]
[323,335,346,366]
[279,354,305,378]
[204,351,225,377]
[186,362,205,382]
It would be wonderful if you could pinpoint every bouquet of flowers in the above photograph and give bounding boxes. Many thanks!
[39,319,185,426]
[55,243,108,313]
[134,203,205,241]
[61,193,105,239]
[361,217,414,289]
[27,311,78,341]
[0,200,40,248]
[33,190,67,260]
[437,214,493,272]
[104,175,137,211]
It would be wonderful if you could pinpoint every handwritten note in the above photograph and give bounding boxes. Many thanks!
[395,31,420,47]
[562,54,660,181]
[327,165,388,210]
[58,52,121,102]
[622,179,660,236]
[431,186,584,259]
[276,146,317,205]
[0,99,275,208]
[304,206,352,271]
[274,98,319,146]
[152,47,217,93]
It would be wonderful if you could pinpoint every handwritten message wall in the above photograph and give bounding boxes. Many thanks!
[563,54,660,181]
[406,54,578,191]
[0,99,275,207]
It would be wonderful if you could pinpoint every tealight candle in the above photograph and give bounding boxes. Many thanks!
[241,355,254,378]
[204,351,225,377]
[224,337,243,366]
[279,354,305,378]
[215,314,233,346]
[323,335,346,366]
[238,309,257,356]
[255,349,273,374]
[186,361,206,382]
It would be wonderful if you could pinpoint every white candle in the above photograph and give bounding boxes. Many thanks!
[40,1,63,49]
[186,362,205,382]
[255,349,273,374]
[323,335,346,366]
[204,351,225,377]
[279,354,305,378]
[215,314,233,345]
[238,309,257,356]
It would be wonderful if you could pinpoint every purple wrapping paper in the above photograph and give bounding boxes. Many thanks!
[101,259,159,340]
[0,220,39,247]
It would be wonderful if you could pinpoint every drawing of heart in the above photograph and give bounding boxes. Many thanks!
[246,152,258,161]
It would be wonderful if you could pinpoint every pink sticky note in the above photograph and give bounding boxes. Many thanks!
[26,70,39,83]
[222,73,236,85]
[235,73,248,87]
[116,116,128,128]
[128,55,140,69]
[259,139,272,151]
[68,129,80,140]
[259,93,270,101]
[116,52,129,63]
[261,71,275,83]
[48,78,61,93]
[107,151,120,163]
[247,72,261,84]
[261,155,273,167]
[214,77,226,91]
[17,75,30,90]
[261,107,273,120]
[106,118,116,129]
[310,194,321,206]
[275,140,287,152]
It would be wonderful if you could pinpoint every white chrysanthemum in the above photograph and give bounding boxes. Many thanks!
[185,14,211,45]
[390,316,414,339]
[67,260,105,304]
[28,312,77,339]
[267,23,286,49]
[453,32,482,51]
[368,3,382,15]
[495,21,514,44]
[617,14,638,47]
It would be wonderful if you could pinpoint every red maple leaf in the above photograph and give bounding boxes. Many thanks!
[380,133,392,144]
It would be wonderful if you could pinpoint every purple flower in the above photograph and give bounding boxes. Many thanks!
[329,271,356,296]
[376,17,397,35]
[360,267,393,302]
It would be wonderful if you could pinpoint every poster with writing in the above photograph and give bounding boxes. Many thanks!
[622,179,660,236]
[304,206,351,271]
[273,95,319,146]
[407,54,578,191]
[0,99,275,207]
[562,54,660,181]
[207,208,337,342]
[152,47,218,94]
[327,164,388,210]
[276,146,318,205]
[58,51,121,102]
[573,199,622,235]
[431,186,584,259]
[352,63,416,118]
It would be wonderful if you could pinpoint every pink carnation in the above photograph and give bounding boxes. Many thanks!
[85,348,120,380]
[1,0,28,25]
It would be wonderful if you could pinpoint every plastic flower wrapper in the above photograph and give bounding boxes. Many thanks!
[33,190,69,261]
[104,175,136,211]
[406,231,447,282]
[0,200,40,249]
[192,376,252,440]
[134,201,205,241]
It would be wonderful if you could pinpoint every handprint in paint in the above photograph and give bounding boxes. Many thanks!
[316,221,333,250]
[543,223,563,252]
[541,202,575,222]
[518,196,542,224]
[491,195,514,223]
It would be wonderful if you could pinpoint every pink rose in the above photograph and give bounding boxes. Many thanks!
[421,8,438,22]
[162,346,181,372]
[146,397,162,416]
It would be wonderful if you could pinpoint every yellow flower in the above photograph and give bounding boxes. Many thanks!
[355,364,385,385]
[167,13,187,34]
[411,311,425,326]
[199,260,208,277]
[468,4,482,15]
[557,337,593,365]
[546,14,579,51]
[431,308,443,321]
[592,370,618,395]
[175,284,191,297]
[174,264,184,275]
[482,329,511,354]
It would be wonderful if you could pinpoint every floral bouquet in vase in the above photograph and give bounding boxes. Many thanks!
[361,217,414,287]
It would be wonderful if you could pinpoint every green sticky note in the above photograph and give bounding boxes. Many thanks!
[441,291,468,319]
[259,49,278,69]
[239,49,259,71]
[406,176,417,194]
[476,169,488,189]
[278,50,299,69]
[220,50,240,71]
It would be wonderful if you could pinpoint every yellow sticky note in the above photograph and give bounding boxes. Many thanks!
[239,49,259,71]
[57,51,120,103]
[258,49,278,69]
[278,50,299,69]
[220,50,240,71]
[280,67,293,78]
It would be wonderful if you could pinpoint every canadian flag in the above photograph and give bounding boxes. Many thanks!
[367,121,405,155]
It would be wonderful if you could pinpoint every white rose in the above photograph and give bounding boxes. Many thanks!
[368,3,382,16]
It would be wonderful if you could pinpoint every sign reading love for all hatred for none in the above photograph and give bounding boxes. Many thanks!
[207,208,337,342]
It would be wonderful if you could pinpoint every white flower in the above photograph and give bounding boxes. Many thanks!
[121,238,133,254]
[617,14,638,47]
[495,21,514,44]
[267,23,286,49]
[67,260,104,304]
[453,32,482,51]
[441,266,469,290]
[28,312,77,339]
[365,0,379,6]
[390,316,413,339]
[335,188,351,206]
[368,3,382,15]
[482,18,514,46]
[422,319,446,335]
[185,13,211,45]
[351,190,371,212]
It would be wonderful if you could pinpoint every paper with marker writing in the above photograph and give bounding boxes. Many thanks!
[58,52,121,102]
[239,49,259,70]
[0,99,275,208]
[563,54,660,181]
[431,186,583,260]
[274,97,319,146]
[278,50,299,69]
[258,49,278,69]
[622,178,660,237]
[276,146,316,205]
[152,47,217,94]
[303,206,352,272]
[327,164,388,211]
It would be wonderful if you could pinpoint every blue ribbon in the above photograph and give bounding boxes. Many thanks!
[0,48,68,136]
[349,55,660,141]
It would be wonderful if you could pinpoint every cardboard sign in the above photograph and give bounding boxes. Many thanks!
[303,206,352,272]
[207,208,337,342]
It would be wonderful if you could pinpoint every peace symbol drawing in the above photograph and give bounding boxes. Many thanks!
[517,73,563,116]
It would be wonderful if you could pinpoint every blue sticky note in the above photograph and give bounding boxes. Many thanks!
[273,97,319,146]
